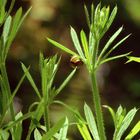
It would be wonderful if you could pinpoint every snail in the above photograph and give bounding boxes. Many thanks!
[70,55,83,68]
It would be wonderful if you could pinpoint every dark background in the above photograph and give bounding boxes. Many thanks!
[6,0,140,139]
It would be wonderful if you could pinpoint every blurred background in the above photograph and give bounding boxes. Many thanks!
[6,0,140,139]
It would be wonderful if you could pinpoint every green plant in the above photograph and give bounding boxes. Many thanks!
[0,0,32,139]
[22,53,76,140]
[0,1,73,140]
[47,2,140,140]
[0,0,139,140]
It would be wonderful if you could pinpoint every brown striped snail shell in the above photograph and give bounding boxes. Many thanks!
[70,55,83,68]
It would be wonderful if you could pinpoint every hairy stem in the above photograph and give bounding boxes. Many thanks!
[44,103,50,131]
[90,70,106,140]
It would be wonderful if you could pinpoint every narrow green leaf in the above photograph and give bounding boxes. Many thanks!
[104,6,117,32]
[0,129,9,140]
[125,121,140,140]
[103,105,116,128]
[76,117,92,140]
[28,100,44,136]
[42,118,65,140]
[0,71,26,125]
[70,26,85,59]
[11,72,26,101]
[21,63,41,99]
[100,52,131,65]
[98,26,123,64]
[103,34,131,59]
[80,30,90,62]
[0,6,6,25]
[115,108,137,140]
[126,56,140,63]
[116,105,123,117]
[10,112,23,140]
[53,100,81,118]
[58,117,69,140]
[9,7,22,40]
[4,8,22,60]
[91,3,94,26]
[84,4,90,28]
[84,103,100,140]
[54,68,76,97]
[89,31,95,57]
[34,129,42,140]
[47,38,77,56]
[6,0,15,17]
[4,112,33,131]
[94,3,101,29]
[2,16,12,46]
[17,7,32,31]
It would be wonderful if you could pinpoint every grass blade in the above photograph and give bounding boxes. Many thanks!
[10,112,23,140]
[125,121,140,140]
[100,52,131,65]
[4,112,33,131]
[0,71,27,125]
[80,30,90,63]
[104,6,117,32]
[114,108,137,140]
[34,129,42,140]
[4,8,22,60]
[84,4,90,28]
[126,56,140,63]
[70,26,85,59]
[76,116,92,140]
[91,3,94,26]
[2,16,12,46]
[0,129,9,140]
[103,34,131,59]
[47,38,77,56]
[98,26,123,64]
[21,63,41,99]
[54,68,76,97]
[17,7,32,31]
[42,118,65,140]
[84,103,100,140]
[58,117,69,140]
[103,105,116,128]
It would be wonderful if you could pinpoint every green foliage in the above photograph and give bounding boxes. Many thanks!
[76,116,92,140]
[104,105,139,140]
[126,56,140,63]
[84,103,100,140]
[47,3,130,73]
[125,121,140,140]
[41,117,66,140]
[0,0,139,140]
[10,112,23,140]
[34,129,42,140]
[47,2,139,140]
[0,1,31,137]
[0,129,9,140]
[23,53,75,139]
[0,0,15,26]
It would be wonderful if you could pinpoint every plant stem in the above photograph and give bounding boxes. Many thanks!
[44,103,50,131]
[92,40,99,68]
[90,70,106,140]
[0,63,15,121]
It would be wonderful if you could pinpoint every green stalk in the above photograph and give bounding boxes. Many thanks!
[92,40,99,69]
[90,70,106,140]
[42,79,50,131]
[0,63,15,121]
[44,104,50,131]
